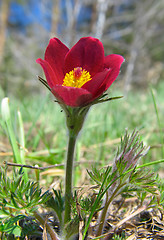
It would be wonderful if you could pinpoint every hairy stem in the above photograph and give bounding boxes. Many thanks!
[64,134,77,224]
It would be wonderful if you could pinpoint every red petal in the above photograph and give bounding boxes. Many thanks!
[82,54,124,99]
[82,69,110,94]
[45,38,69,84]
[64,37,104,76]
[103,54,124,90]
[51,85,92,107]
[83,69,116,101]
[104,54,124,69]
[103,68,120,91]
[36,58,60,87]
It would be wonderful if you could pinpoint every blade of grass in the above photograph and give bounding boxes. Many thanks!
[150,86,164,158]
[1,98,29,182]
[17,109,28,182]
[1,98,21,164]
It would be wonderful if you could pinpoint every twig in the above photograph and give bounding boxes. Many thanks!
[3,160,97,170]
[3,161,64,170]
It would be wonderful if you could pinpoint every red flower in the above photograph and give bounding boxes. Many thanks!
[36,37,124,107]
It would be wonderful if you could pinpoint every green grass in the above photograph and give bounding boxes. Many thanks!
[0,81,164,176]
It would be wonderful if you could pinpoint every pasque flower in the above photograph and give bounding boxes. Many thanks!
[36,37,124,107]
[36,37,124,227]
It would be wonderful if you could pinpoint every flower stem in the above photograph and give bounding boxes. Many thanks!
[64,134,77,224]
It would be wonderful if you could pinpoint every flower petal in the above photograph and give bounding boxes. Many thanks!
[45,38,69,84]
[64,37,104,76]
[36,58,60,87]
[82,69,110,94]
[103,54,124,90]
[51,85,92,107]
[82,55,124,100]
[104,54,124,69]
[83,69,116,101]
[103,68,120,91]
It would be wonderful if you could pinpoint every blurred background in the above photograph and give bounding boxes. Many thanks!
[0,0,164,97]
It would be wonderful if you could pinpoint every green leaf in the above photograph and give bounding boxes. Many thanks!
[10,193,19,209]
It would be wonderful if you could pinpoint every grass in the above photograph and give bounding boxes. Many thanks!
[0,80,164,181]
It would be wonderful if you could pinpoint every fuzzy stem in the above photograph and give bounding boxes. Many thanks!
[33,210,59,240]
[64,134,77,224]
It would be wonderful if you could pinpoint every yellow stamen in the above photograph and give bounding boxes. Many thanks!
[62,67,92,88]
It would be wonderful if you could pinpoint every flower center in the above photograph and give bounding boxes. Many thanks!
[62,67,92,88]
